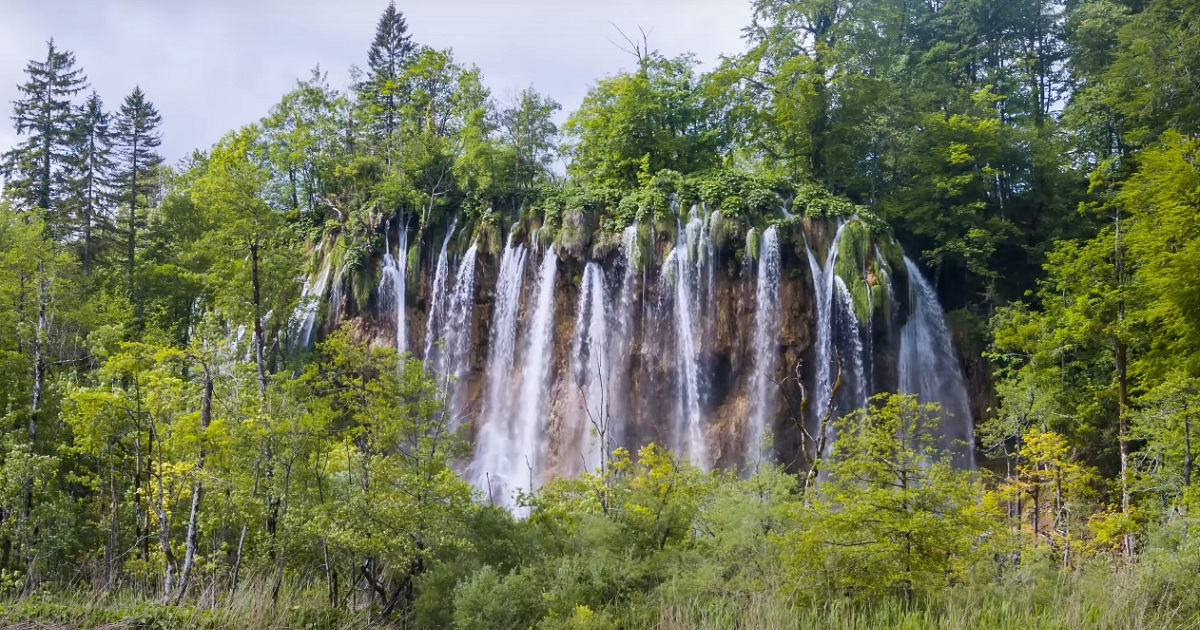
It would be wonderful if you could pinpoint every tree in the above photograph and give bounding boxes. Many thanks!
[498,87,560,204]
[1,39,88,229]
[781,394,998,603]
[112,86,163,300]
[363,1,416,158]
[302,328,472,618]
[565,53,725,189]
[66,91,115,273]
[190,126,291,397]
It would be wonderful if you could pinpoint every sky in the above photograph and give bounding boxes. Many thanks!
[0,0,752,165]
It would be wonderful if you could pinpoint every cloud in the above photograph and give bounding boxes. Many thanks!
[0,0,750,164]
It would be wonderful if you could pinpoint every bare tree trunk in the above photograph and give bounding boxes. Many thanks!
[174,362,213,604]
[250,239,267,398]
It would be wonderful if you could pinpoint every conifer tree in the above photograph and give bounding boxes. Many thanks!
[364,2,415,152]
[0,39,88,229]
[67,91,114,273]
[112,87,163,296]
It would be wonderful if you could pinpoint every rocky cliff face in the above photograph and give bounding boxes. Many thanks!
[320,210,978,506]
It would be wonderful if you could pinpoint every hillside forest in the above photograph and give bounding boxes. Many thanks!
[2,1,1200,629]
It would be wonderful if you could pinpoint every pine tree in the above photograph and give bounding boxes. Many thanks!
[364,2,415,151]
[67,91,115,273]
[112,87,163,296]
[0,39,88,229]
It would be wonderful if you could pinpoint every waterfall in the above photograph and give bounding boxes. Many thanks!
[470,238,528,506]
[804,221,848,426]
[899,256,975,467]
[745,226,781,466]
[573,262,609,473]
[835,276,869,414]
[296,261,331,348]
[423,219,458,366]
[380,221,409,355]
[472,244,558,511]
[438,242,478,424]
[608,224,639,452]
[660,207,712,468]
[508,246,559,498]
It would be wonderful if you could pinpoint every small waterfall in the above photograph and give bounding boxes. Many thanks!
[438,242,478,424]
[835,276,869,414]
[380,222,409,355]
[899,256,975,466]
[745,226,781,466]
[296,262,331,348]
[573,262,610,473]
[471,238,528,505]
[423,219,458,366]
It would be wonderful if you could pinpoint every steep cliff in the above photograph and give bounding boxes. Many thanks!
[309,207,978,507]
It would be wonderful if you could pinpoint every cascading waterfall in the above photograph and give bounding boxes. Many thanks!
[353,213,978,515]
[660,207,712,468]
[899,256,975,467]
[379,221,409,355]
[835,276,869,414]
[472,243,558,511]
[470,237,528,506]
[572,262,610,473]
[804,221,848,426]
[296,262,331,348]
[438,242,478,424]
[603,224,640,455]
[745,226,781,466]
[507,246,559,497]
[423,219,458,366]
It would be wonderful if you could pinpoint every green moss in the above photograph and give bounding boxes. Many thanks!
[591,229,624,260]
[834,220,897,323]
[746,227,760,262]
[555,210,592,258]
[709,211,740,250]
[352,263,375,311]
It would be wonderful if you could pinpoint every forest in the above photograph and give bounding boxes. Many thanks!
[1,0,1200,628]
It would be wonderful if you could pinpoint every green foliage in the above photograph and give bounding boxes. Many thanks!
[782,395,1000,602]
[4,1,1200,627]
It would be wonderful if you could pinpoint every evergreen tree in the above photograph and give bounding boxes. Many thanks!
[112,87,162,297]
[67,91,114,273]
[364,1,415,151]
[0,39,88,228]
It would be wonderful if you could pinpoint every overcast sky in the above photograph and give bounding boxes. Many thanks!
[0,0,751,166]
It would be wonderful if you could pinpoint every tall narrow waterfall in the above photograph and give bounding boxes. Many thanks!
[660,208,714,468]
[899,257,975,466]
[804,221,848,426]
[573,262,609,473]
[509,247,559,496]
[607,224,639,453]
[835,276,869,414]
[423,219,458,366]
[380,222,409,354]
[471,238,528,506]
[745,226,781,466]
[438,242,478,423]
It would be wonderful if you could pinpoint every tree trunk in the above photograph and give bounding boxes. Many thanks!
[250,238,267,397]
[174,362,213,604]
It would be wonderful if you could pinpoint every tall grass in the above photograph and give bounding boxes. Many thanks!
[656,561,1200,630]
[0,574,373,630]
